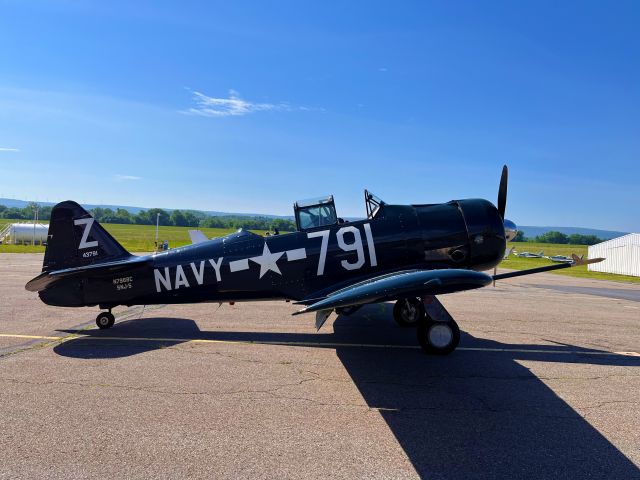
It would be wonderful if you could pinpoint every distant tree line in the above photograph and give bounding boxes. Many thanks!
[513,230,602,245]
[0,202,296,232]
[0,203,605,243]
[0,203,53,221]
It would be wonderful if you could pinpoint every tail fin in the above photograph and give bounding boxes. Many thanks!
[42,201,131,272]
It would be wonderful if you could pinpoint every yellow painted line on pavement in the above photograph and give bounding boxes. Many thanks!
[0,334,64,341]
[0,333,638,356]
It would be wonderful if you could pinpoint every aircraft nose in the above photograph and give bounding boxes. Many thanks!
[504,219,518,242]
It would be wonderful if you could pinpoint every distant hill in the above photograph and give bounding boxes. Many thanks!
[0,198,291,219]
[518,226,628,240]
[0,199,630,235]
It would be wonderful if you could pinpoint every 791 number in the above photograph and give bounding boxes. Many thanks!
[307,223,377,276]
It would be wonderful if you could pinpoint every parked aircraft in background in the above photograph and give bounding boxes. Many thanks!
[503,246,515,260]
[547,254,578,264]
[26,166,603,355]
[514,250,545,258]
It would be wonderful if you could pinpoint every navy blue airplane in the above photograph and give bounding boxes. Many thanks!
[26,167,602,354]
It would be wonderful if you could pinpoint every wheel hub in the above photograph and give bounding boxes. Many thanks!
[402,300,417,322]
[429,323,453,348]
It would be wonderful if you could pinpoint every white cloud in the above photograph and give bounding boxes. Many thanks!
[0,147,19,152]
[114,174,141,181]
[378,67,388,72]
[184,90,295,117]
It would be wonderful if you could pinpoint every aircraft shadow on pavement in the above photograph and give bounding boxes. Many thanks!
[54,305,640,479]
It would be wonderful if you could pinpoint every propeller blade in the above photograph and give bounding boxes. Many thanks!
[497,165,508,219]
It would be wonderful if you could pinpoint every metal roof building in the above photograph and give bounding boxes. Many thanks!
[588,233,640,277]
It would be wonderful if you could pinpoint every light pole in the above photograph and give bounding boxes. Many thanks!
[155,212,160,252]
[33,205,38,246]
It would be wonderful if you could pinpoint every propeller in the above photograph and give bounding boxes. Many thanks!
[497,164,518,240]
[494,165,516,286]
[497,164,508,219]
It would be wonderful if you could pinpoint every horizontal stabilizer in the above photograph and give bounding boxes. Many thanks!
[25,255,150,292]
[189,230,209,244]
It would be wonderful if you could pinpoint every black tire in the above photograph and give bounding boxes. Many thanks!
[393,297,424,327]
[417,319,460,355]
[96,312,115,330]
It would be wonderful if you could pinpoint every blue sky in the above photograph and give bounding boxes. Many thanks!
[0,1,638,231]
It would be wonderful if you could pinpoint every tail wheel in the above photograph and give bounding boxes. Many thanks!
[417,319,460,355]
[393,297,424,327]
[96,312,115,330]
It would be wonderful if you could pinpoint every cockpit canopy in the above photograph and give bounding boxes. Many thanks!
[294,195,337,231]
[293,190,386,231]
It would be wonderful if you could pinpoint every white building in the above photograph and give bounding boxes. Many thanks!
[588,233,640,277]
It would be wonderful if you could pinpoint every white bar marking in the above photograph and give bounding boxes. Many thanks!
[229,258,249,272]
[286,248,307,261]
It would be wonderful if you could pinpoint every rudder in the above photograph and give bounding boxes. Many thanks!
[43,201,131,272]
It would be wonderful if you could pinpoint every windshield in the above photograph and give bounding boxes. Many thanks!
[365,190,385,219]
[297,203,337,230]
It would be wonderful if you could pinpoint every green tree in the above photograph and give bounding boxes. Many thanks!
[568,234,602,245]
[137,208,170,226]
[536,231,569,244]
[182,211,200,227]
[23,202,41,219]
[170,210,188,227]
[513,230,526,242]
[114,208,133,224]
[271,218,295,232]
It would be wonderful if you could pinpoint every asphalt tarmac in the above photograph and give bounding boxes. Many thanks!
[0,254,639,479]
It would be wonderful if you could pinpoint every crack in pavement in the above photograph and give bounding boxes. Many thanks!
[1,376,637,420]
[0,305,167,360]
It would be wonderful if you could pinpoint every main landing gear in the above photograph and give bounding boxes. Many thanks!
[96,310,115,330]
[393,296,460,355]
[393,297,424,327]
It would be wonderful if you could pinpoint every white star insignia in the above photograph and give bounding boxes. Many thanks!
[249,243,284,278]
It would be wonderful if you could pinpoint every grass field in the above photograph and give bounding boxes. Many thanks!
[504,242,640,284]
[0,219,267,253]
[1,219,638,284]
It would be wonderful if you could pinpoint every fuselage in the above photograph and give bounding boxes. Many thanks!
[39,199,506,308]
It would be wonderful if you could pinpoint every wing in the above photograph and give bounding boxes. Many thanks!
[188,230,209,244]
[294,254,606,317]
[492,254,604,281]
[293,269,493,315]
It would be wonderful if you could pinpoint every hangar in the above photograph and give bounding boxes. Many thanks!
[588,233,640,277]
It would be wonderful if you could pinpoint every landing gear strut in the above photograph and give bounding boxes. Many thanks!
[393,297,424,327]
[96,311,115,330]
[416,296,460,355]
